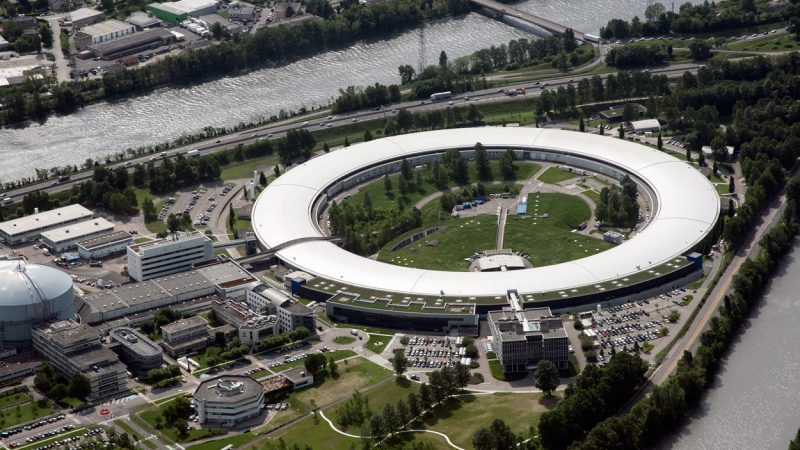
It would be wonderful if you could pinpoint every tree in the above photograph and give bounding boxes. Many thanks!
[392,350,409,377]
[788,427,800,450]
[400,159,413,180]
[329,357,339,378]
[689,40,713,60]
[686,148,692,162]
[167,213,181,235]
[439,50,448,69]
[344,137,350,147]
[618,124,625,139]
[407,392,421,418]
[274,165,281,177]
[48,384,67,401]
[383,175,392,194]
[100,0,114,12]
[304,353,326,376]
[68,374,91,400]
[500,149,516,180]
[323,142,330,153]
[363,130,373,142]
[534,359,560,396]
[729,177,735,193]
[398,65,415,84]
[142,198,157,222]
[579,117,585,132]
[174,418,188,437]
[657,133,663,151]
[474,143,491,181]
[259,171,268,186]
[473,428,494,450]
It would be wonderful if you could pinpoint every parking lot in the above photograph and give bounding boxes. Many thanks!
[400,336,469,370]
[573,287,695,366]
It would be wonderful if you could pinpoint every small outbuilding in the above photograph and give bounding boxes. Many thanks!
[628,119,661,134]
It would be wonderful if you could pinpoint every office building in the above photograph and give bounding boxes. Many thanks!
[488,307,569,373]
[195,259,260,298]
[40,218,116,253]
[245,284,315,334]
[108,327,163,375]
[211,300,277,346]
[193,376,265,426]
[0,204,93,245]
[127,231,212,282]
[76,230,133,260]
[32,321,127,401]
[160,316,210,357]
[75,20,135,51]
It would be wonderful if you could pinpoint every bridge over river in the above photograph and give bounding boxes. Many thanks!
[470,0,593,42]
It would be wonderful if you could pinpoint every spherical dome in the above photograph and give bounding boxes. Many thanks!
[0,260,73,305]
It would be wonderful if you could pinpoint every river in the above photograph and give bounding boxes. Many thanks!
[0,0,699,181]
[664,246,800,450]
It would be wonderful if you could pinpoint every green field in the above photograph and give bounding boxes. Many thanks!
[220,156,278,181]
[725,33,800,52]
[538,167,581,184]
[0,400,56,429]
[333,336,356,345]
[582,189,601,203]
[377,214,498,271]
[185,432,258,450]
[265,357,391,431]
[503,193,613,267]
[269,350,357,372]
[0,392,31,409]
[115,420,157,449]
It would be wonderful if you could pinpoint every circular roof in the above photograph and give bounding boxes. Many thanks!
[252,128,720,297]
[0,260,73,305]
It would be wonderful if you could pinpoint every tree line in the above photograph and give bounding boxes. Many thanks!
[599,1,799,39]
[596,175,639,228]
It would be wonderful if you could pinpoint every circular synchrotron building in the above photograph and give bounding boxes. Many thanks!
[251,128,720,332]
[0,258,75,347]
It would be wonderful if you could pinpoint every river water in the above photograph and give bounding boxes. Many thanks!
[664,246,800,450]
[0,0,698,181]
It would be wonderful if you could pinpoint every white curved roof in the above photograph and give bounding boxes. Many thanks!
[0,259,74,305]
[252,128,719,297]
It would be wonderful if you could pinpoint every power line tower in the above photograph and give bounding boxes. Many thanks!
[418,24,427,74]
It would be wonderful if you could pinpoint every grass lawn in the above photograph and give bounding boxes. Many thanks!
[270,350,357,372]
[346,162,537,213]
[115,420,157,449]
[133,236,154,244]
[139,397,226,443]
[249,369,271,380]
[333,336,356,345]
[0,392,31,409]
[503,193,613,267]
[220,156,278,181]
[377,214,498,271]
[185,432,258,450]
[266,357,391,430]
[421,392,559,449]
[364,334,390,354]
[582,189,601,203]
[488,360,525,382]
[0,400,57,428]
[725,33,800,52]
[538,167,581,184]
[134,188,168,234]
[346,325,399,335]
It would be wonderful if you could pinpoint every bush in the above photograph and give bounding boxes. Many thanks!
[573,318,584,330]
[400,336,410,345]
[667,310,681,323]
[584,350,598,363]
[464,343,479,359]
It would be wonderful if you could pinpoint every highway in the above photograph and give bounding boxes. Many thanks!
[0,62,703,205]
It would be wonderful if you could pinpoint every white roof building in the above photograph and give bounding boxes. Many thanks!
[0,204,94,245]
[40,217,116,252]
[251,128,719,298]
[701,145,734,157]
[629,119,661,133]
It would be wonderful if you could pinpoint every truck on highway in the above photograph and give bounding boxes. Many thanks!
[57,175,70,182]
[2,198,13,205]
[186,149,200,157]
[430,91,453,101]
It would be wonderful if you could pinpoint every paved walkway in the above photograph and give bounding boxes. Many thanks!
[44,15,71,82]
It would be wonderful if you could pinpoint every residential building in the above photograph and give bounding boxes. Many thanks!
[75,20,136,51]
[0,204,93,245]
[193,376,265,426]
[40,218,115,252]
[160,316,210,357]
[127,231,212,282]
[76,230,133,260]
[108,327,163,376]
[488,307,569,373]
[32,320,128,401]
[70,8,105,29]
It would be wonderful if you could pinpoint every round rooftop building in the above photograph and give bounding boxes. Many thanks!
[0,258,75,347]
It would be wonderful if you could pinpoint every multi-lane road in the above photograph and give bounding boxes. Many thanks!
[1,62,704,205]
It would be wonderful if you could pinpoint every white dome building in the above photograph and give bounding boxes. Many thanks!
[0,258,75,347]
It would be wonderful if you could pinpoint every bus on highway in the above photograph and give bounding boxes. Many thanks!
[430,91,453,101]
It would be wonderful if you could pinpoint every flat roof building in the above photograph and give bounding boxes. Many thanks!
[32,320,127,401]
[126,11,162,30]
[603,231,625,245]
[488,307,569,373]
[127,231,212,282]
[109,326,163,376]
[195,259,260,297]
[212,300,278,346]
[75,20,135,51]
[0,204,94,245]
[280,366,314,390]
[88,28,174,60]
[76,230,133,260]
[147,0,219,23]
[70,7,105,29]
[628,119,661,134]
[161,316,210,358]
[475,252,526,272]
[193,376,265,426]
[40,218,116,253]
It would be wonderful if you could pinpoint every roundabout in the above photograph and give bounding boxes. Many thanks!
[251,128,719,322]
